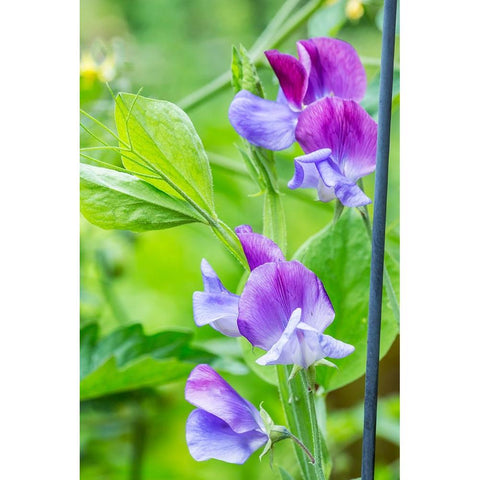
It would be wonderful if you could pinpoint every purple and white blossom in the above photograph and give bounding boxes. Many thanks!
[193,225,354,369]
[192,259,240,337]
[185,364,269,464]
[228,37,366,151]
[290,96,377,207]
[237,259,354,369]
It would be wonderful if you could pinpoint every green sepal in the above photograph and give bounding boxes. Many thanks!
[231,44,265,97]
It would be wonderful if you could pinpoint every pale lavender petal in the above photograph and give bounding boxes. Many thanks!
[200,258,227,293]
[296,97,377,181]
[192,260,240,337]
[265,50,308,110]
[297,37,367,103]
[185,364,264,434]
[186,409,268,464]
[317,160,371,207]
[317,179,337,202]
[256,308,303,367]
[319,334,355,359]
[229,90,299,150]
[333,182,371,207]
[235,225,285,271]
[238,261,335,351]
[192,292,240,336]
[288,148,332,190]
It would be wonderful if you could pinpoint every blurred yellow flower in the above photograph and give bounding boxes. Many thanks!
[80,45,116,87]
[345,0,365,21]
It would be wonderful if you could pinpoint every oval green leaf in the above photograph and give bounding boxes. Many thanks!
[294,209,399,392]
[80,163,205,231]
[114,92,215,216]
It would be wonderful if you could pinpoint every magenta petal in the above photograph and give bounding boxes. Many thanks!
[296,97,377,181]
[235,225,285,271]
[186,409,267,464]
[298,37,367,102]
[228,90,299,150]
[185,364,264,434]
[265,50,308,110]
[238,261,335,351]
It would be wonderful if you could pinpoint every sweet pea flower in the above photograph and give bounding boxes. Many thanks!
[290,96,377,207]
[185,364,269,464]
[238,259,354,369]
[228,37,366,151]
[193,225,354,369]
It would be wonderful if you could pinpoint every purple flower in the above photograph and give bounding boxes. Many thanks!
[290,96,377,207]
[238,260,354,369]
[228,37,366,151]
[185,364,268,464]
[194,225,354,369]
[192,259,240,337]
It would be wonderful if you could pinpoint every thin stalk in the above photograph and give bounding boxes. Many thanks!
[178,0,324,111]
[287,431,316,465]
[249,0,302,58]
[210,219,250,271]
[80,108,129,147]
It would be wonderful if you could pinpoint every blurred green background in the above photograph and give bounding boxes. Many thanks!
[80,0,399,479]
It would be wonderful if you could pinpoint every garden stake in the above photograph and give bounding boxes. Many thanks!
[361,1,398,479]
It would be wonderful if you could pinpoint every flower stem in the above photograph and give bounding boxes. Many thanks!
[276,366,311,480]
[286,430,316,465]
[300,371,326,479]
[210,219,249,271]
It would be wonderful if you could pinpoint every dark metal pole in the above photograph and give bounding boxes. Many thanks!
[361,1,398,479]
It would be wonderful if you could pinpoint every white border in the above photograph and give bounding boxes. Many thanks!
[0,0,79,478]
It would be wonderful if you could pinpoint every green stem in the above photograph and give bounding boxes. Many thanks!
[210,219,249,271]
[277,366,311,480]
[300,372,325,480]
[264,190,287,253]
[178,0,324,111]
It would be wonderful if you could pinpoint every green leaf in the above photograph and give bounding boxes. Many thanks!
[362,70,400,119]
[114,92,215,215]
[80,356,193,401]
[80,163,205,231]
[294,209,399,392]
[231,44,265,97]
[80,323,195,400]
